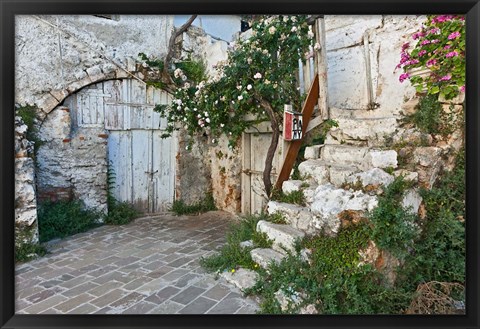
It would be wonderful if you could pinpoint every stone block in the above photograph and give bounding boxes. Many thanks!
[220,268,258,291]
[250,248,286,269]
[274,289,303,312]
[413,147,442,167]
[329,165,359,186]
[401,189,422,215]
[321,145,370,166]
[298,160,329,185]
[393,169,418,182]
[267,201,316,234]
[256,220,305,252]
[310,184,377,235]
[346,168,394,187]
[282,180,303,194]
[239,240,253,249]
[304,145,323,160]
[364,150,397,170]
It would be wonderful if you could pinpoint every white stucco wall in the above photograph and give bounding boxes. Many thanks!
[324,15,425,117]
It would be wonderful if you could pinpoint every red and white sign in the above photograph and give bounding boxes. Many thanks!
[283,105,303,141]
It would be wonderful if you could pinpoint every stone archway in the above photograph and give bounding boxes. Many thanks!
[36,78,175,215]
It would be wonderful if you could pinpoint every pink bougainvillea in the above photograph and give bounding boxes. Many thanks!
[396,15,465,100]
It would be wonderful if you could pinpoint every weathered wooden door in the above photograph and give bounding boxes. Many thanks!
[241,123,286,215]
[66,79,174,213]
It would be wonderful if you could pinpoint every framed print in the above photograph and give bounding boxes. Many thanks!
[1,1,479,328]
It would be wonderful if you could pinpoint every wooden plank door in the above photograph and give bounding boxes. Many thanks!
[241,130,285,215]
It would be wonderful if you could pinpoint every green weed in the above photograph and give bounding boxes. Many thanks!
[170,193,217,215]
[37,200,102,243]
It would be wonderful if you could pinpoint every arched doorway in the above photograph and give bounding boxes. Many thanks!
[37,79,175,214]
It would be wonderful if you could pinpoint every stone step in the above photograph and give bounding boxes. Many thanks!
[298,159,359,186]
[256,220,305,253]
[309,183,379,235]
[267,201,317,234]
[320,144,371,166]
[321,145,398,170]
[325,117,398,146]
[220,268,258,291]
[250,248,286,269]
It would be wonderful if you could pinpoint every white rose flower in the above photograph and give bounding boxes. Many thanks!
[308,30,315,39]
[314,43,321,51]
[269,26,276,34]
[247,84,252,90]
[206,118,211,123]
[238,95,243,101]
[237,85,242,90]
[291,26,297,32]
[204,112,209,117]
[254,72,262,79]
[247,57,252,64]
[220,123,225,128]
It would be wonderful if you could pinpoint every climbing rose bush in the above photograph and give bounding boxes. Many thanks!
[155,15,313,149]
[397,15,465,100]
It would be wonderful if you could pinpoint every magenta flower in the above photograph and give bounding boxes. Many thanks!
[412,32,425,40]
[446,51,459,58]
[431,39,440,44]
[418,50,427,57]
[448,31,461,40]
[426,59,437,66]
[420,40,431,46]
[399,73,410,83]
[433,15,454,24]
[460,85,465,92]
[402,42,410,50]
[439,74,451,81]
[427,28,440,34]
[444,45,451,50]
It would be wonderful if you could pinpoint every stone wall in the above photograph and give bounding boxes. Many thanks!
[36,106,108,214]
[15,15,173,116]
[15,114,39,246]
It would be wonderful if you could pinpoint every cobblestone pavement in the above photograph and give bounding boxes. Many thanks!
[15,211,259,314]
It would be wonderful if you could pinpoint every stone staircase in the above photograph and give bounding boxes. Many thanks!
[220,113,426,312]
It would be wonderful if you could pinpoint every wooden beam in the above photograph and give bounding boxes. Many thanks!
[273,74,319,191]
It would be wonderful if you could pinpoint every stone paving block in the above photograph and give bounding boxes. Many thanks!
[171,286,206,305]
[136,277,169,295]
[16,284,45,300]
[62,281,101,297]
[203,284,232,301]
[174,273,201,288]
[161,268,190,281]
[88,281,125,297]
[122,301,158,314]
[68,303,99,314]
[123,277,155,291]
[207,297,242,314]
[148,300,184,314]
[146,265,175,279]
[178,296,217,314]
[106,292,147,313]
[20,294,68,314]
[145,286,181,304]
[58,275,94,289]
[53,293,94,313]
[90,289,128,308]
[15,212,259,315]
[26,289,55,304]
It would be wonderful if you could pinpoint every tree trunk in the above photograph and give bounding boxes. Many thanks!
[259,99,280,197]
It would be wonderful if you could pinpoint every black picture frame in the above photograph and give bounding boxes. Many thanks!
[1,1,479,328]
